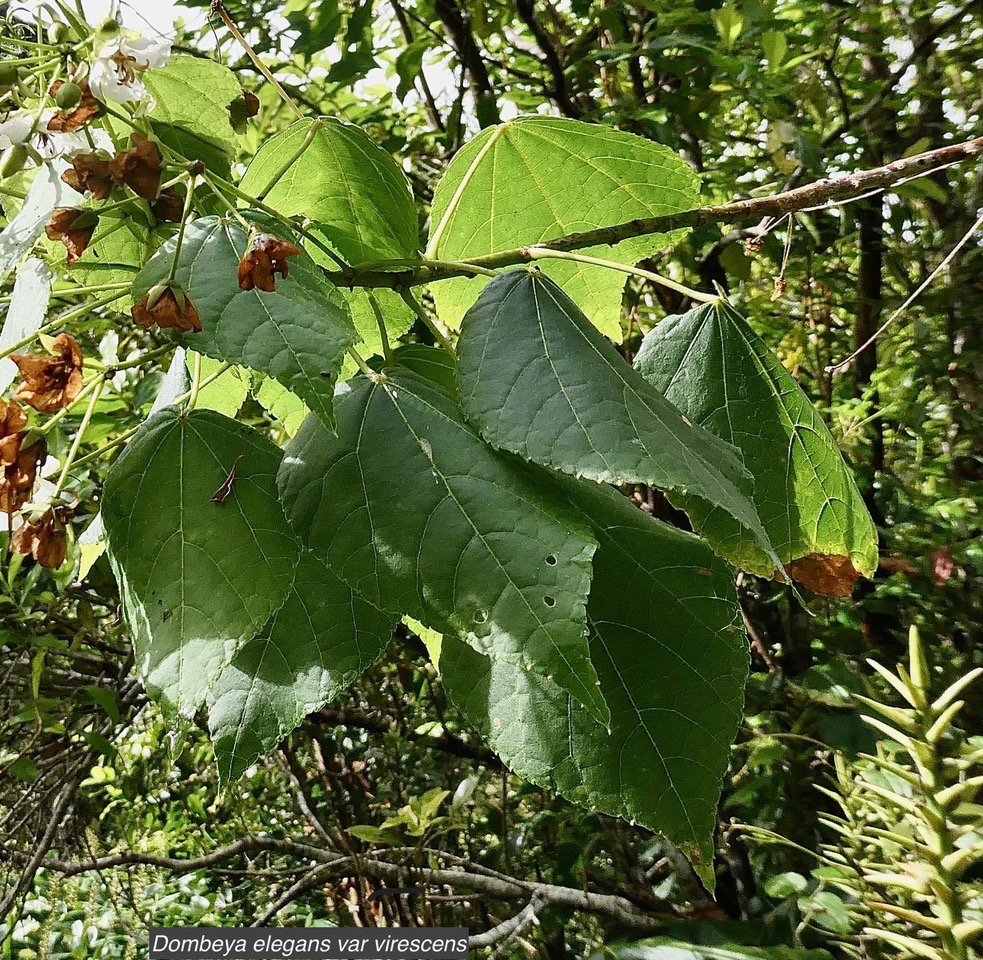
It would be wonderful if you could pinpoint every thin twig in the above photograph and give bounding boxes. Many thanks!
[827,208,983,372]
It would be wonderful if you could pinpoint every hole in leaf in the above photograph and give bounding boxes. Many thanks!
[473,609,488,624]
[545,554,557,565]
[543,595,556,607]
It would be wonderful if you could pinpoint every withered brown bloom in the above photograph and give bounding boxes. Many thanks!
[46,79,102,133]
[10,334,85,413]
[237,234,302,292]
[62,153,114,200]
[131,285,202,333]
[45,208,96,264]
[0,399,27,466]
[0,399,43,515]
[151,187,184,223]
[11,506,69,569]
[110,133,162,201]
[1,442,42,514]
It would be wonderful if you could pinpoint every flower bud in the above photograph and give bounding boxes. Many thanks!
[54,80,82,110]
[1,144,29,179]
[93,17,121,45]
[47,22,71,44]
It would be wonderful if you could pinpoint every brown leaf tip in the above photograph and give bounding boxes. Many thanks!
[237,233,302,292]
[785,553,861,598]
[10,333,85,413]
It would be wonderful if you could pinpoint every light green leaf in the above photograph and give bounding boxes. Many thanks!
[339,287,415,379]
[762,30,788,70]
[438,477,747,878]
[76,513,106,583]
[711,5,744,47]
[144,55,243,168]
[132,215,355,432]
[277,346,607,721]
[404,616,442,669]
[427,117,701,339]
[187,353,249,418]
[207,550,395,783]
[103,409,299,711]
[457,271,778,573]
[347,824,388,843]
[254,376,310,438]
[238,118,419,265]
[634,300,877,590]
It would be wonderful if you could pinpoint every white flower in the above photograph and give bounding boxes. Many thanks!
[0,110,35,149]
[88,32,171,106]
[0,109,90,159]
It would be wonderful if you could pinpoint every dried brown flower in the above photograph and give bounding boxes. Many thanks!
[0,400,42,515]
[10,334,85,413]
[109,132,162,201]
[45,208,96,264]
[62,153,114,200]
[237,234,302,292]
[151,187,184,223]
[131,285,202,333]
[11,506,69,569]
[0,442,42,514]
[0,399,27,465]
[46,79,101,133]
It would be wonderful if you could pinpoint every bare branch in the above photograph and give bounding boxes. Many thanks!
[14,837,331,876]
[19,844,671,936]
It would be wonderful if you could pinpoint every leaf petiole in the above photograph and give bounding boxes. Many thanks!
[400,289,454,355]
[367,291,392,363]
[522,246,719,305]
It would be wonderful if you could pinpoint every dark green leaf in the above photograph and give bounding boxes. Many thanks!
[277,347,607,721]
[207,551,395,782]
[103,409,299,711]
[131,215,355,432]
[635,300,877,587]
[457,271,778,572]
[439,477,747,880]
